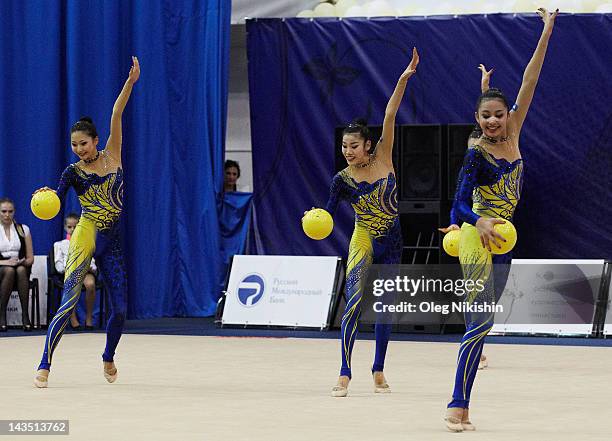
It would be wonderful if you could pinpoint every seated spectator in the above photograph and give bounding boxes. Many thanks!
[224,159,241,192]
[54,213,97,330]
[0,197,34,331]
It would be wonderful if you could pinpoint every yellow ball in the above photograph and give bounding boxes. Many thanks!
[302,208,333,240]
[491,219,517,255]
[443,229,461,257]
[31,190,60,220]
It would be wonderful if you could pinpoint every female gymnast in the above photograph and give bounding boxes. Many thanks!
[441,62,496,371]
[34,56,140,388]
[324,48,419,397]
[441,9,557,431]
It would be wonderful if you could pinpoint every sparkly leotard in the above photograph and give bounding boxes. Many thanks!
[448,144,523,408]
[326,169,402,377]
[39,157,127,370]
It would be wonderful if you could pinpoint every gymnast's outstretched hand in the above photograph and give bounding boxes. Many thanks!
[537,7,558,32]
[400,47,419,81]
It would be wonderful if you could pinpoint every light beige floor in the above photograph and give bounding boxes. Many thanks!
[1,334,611,441]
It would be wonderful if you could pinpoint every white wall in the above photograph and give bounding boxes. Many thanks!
[232,0,320,23]
[227,24,253,192]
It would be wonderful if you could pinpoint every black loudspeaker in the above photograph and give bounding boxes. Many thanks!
[447,124,473,199]
[334,125,399,174]
[399,125,442,200]
[398,201,448,265]
[397,123,474,265]
[330,123,474,264]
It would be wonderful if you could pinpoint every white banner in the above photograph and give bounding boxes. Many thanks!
[7,255,48,326]
[222,255,339,328]
[490,259,604,336]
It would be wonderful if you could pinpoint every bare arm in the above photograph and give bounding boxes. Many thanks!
[377,47,419,164]
[24,230,34,267]
[106,56,140,160]
[510,8,558,134]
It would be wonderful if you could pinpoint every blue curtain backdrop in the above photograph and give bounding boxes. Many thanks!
[218,192,253,294]
[0,0,231,317]
[247,14,612,260]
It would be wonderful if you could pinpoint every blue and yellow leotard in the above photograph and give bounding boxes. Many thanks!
[448,144,523,408]
[39,157,127,370]
[326,169,402,378]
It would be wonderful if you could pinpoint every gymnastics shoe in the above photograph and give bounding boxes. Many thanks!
[34,370,49,388]
[331,385,348,397]
[462,420,476,431]
[444,415,464,433]
[103,364,118,383]
[373,372,391,394]
[478,356,488,370]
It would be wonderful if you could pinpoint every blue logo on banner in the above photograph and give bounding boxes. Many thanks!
[237,274,265,307]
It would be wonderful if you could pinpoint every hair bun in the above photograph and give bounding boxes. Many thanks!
[353,118,368,127]
[477,87,510,112]
[71,116,98,138]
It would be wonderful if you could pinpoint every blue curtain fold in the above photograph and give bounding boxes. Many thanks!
[0,0,231,317]
[247,14,612,260]
[218,192,253,296]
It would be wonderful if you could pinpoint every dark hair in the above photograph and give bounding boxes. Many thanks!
[476,88,510,112]
[342,119,371,142]
[64,213,80,224]
[224,160,241,178]
[471,88,511,138]
[70,116,98,138]
[342,119,373,153]
[0,197,15,207]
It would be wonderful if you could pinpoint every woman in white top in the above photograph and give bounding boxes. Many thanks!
[0,197,34,331]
